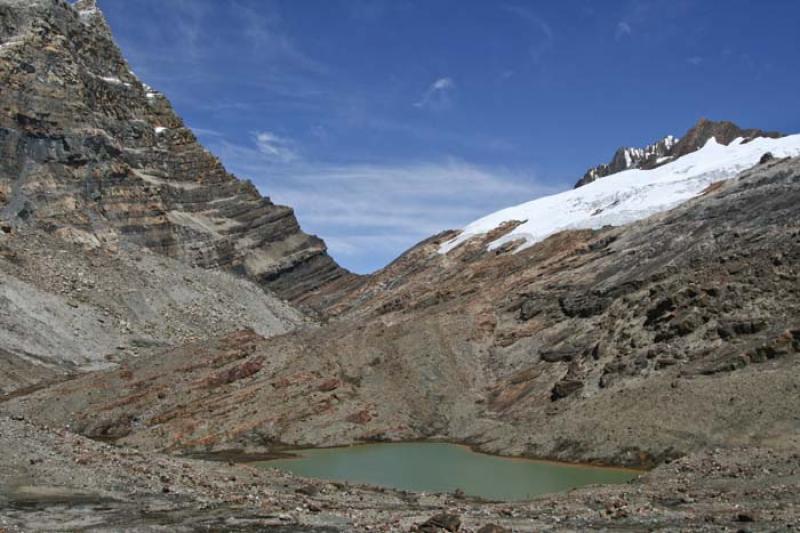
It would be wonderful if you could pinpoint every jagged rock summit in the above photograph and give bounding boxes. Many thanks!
[575,118,784,188]
[575,134,679,188]
[0,0,358,308]
[671,117,783,157]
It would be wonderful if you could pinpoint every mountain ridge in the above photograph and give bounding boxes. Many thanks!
[440,131,800,258]
[575,134,679,188]
[574,118,784,188]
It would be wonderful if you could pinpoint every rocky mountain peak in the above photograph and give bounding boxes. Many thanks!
[574,134,679,188]
[575,118,784,188]
[670,117,783,158]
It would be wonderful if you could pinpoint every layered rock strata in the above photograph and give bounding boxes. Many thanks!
[0,0,358,308]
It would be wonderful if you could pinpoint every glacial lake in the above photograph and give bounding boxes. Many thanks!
[257,442,638,501]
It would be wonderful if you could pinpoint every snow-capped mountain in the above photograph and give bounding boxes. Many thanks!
[573,119,783,188]
[575,135,679,188]
[440,127,800,254]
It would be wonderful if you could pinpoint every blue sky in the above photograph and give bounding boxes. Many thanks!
[97,0,800,273]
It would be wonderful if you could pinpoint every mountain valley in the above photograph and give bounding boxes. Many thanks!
[1,1,800,531]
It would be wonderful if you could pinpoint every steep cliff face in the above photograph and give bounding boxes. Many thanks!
[0,0,358,305]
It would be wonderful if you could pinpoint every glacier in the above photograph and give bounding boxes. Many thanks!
[440,134,800,254]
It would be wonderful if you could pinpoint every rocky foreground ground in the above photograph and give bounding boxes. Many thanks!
[0,414,799,532]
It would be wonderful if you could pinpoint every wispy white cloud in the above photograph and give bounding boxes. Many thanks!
[232,0,328,75]
[615,21,632,40]
[108,0,328,111]
[265,159,550,264]
[502,5,554,64]
[337,104,516,154]
[686,56,703,66]
[204,133,554,272]
[254,131,299,162]
[309,124,329,141]
[189,126,223,138]
[414,77,455,110]
[614,0,695,42]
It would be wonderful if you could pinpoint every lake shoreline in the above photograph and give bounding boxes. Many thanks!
[194,438,647,474]
[2,406,798,530]
[249,441,639,502]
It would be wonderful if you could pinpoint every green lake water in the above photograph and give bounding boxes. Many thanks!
[257,442,638,501]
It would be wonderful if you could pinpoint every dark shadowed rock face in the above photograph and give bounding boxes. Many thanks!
[574,118,784,188]
[0,0,358,306]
